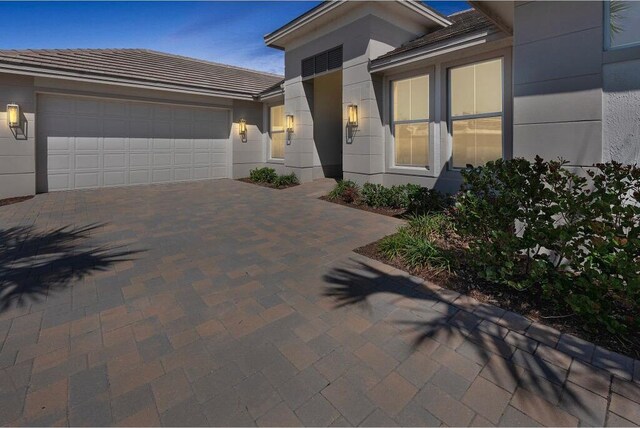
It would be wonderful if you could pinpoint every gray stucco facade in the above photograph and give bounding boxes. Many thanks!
[0,0,639,199]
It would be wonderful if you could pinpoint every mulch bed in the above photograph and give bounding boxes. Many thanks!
[319,196,406,217]
[0,195,33,207]
[237,178,299,190]
[355,238,640,360]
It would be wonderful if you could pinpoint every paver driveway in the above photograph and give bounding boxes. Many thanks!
[0,179,639,427]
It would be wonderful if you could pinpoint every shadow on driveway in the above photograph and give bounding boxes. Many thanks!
[0,223,143,312]
[323,260,599,425]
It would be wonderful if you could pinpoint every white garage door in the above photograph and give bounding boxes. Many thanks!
[37,94,230,192]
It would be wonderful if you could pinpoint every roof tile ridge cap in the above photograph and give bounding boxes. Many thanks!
[137,49,284,79]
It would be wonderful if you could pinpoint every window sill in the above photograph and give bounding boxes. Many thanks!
[267,158,284,164]
[386,166,434,177]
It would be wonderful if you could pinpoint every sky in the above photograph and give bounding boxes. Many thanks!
[0,1,470,75]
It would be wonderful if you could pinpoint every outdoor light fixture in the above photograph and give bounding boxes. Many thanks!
[285,114,294,133]
[347,104,358,127]
[285,114,294,145]
[346,104,358,144]
[239,118,247,142]
[7,104,20,128]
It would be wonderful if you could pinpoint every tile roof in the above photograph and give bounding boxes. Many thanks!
[0,48,283,98]
[371,9,498,66]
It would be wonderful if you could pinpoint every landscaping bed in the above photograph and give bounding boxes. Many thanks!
[239,167,299,189]
[327,159,640,359]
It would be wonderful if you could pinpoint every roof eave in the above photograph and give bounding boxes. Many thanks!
[0,63,258,100]
[264,0,452,49]
[370,28,506,72]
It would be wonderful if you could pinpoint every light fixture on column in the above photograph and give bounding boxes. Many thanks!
[285,114,294,145]
[346,104,358,144]
[239,118,247,142]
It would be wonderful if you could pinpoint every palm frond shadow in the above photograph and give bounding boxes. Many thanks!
[0,223,144,312]
[323,259,598,423]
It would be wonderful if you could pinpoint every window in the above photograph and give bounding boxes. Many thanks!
[270,105,285,159]
[392,75,429,167]
[606,0,640,50]
[449,58,503,169]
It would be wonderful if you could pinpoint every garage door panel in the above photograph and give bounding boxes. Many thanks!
[193,167,209,179]
[47,136,72,151]
[104,138,127,151]
[153,153,172,167]
[37,94,229,192]
[75,137,100,151]
[130,153,151,167]
[174,139,192,150]
[104,171,126,186]
[212,166,227,178]
[74,172,100,189]
[152,169,172,183]
[153,122,172,137]
[75,99,101,115]
[174,153,192,166]
[104,153,126,168]
[75,154,100,169]
[152,139,172,150]
[130,138,151,151]
[49,174,71,191]
[174,168,192,181]
[48,154,71,170]
[129,169,150,184]
[211,153,226,164]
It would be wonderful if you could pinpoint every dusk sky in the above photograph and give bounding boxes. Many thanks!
[0,1,470,75]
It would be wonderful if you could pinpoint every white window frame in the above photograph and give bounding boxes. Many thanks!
[388,70,434,172]
[447,56,505,170]
[604,0,640,51]
[268,104,285,162]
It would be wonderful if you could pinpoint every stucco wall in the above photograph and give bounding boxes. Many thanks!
[513,1,604,166]
[603,59,640,165]
[0,73,36,199]
[283,12,421,183]
[231,99,267,179]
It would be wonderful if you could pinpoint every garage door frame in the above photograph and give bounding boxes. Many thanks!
[35,91,233,192]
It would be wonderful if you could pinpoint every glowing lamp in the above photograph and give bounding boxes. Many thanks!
[347,104,358,127]
[239,119,247,140]
[285,114,294,133]
[7,104,19,128]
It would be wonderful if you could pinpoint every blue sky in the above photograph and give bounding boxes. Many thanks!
[0,1,470,75]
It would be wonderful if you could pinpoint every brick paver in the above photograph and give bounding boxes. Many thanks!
[1,178,639,427]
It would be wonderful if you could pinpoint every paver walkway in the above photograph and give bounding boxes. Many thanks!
[0,179,639,427]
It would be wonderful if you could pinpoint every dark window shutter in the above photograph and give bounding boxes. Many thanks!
[315,52,328,74]
[327,46,343,70]
[302,57,315,78]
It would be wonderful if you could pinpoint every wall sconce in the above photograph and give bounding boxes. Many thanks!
[239,118,247,142]
[347,104,358,127]
[346,104,358,144]
[7,103,20,128]
[285,114,294,145]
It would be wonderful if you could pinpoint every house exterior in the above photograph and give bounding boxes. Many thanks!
[0,0,638,199]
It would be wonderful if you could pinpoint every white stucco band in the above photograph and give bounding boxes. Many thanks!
[603,59,640,165]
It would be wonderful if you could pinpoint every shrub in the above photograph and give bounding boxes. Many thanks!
[454,157,640,333]
[378,225,449,271]
[328,180,360,203]
[361,183,397,208]
[406,213,452,238]
[406,186,451,214]
[249,167,277,183]
[272,173,299,188]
